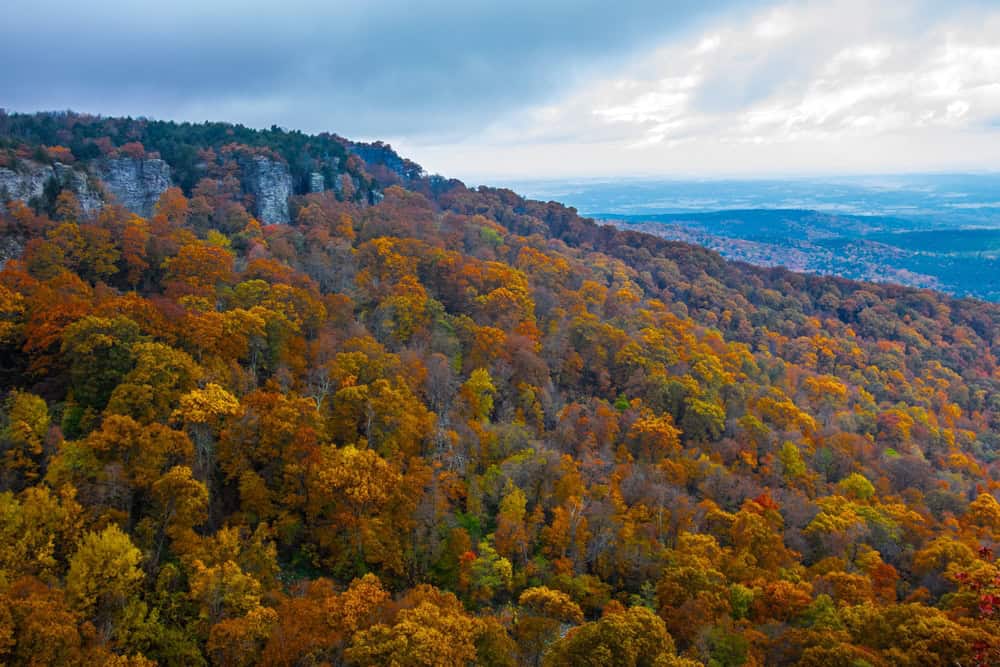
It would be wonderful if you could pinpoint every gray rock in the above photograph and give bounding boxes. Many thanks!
[53,163,103,215]
[0,161,96,267]
[98,157,172,218]
[0,161,101,215]
[0,154,299,227]
[0,235,23,271]
[346,141,423,181]
[242,155,292,224]
[309,171,325,193]
[0,163,54,203]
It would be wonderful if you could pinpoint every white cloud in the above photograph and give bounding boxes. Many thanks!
[825,45,892,73]
[694,34,722,54]
[753,9,794,40]
[400,0,1000,180]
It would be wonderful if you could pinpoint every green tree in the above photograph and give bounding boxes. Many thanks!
[61,315,142,410]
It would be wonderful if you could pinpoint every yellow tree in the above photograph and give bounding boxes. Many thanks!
[65,524,144,637]
[0,283,25,345]
[311,444,401,573]
[967,493,1000,539]
[49,414,193,526]
[346,586,482,667]
[515,586,584,666]
[494,481,530,565]
[107,342,203,424]
[0,390,50,488]
[0,485,83,584]
[460,368,497,422]
[188,558,263,628]
[624,411,681,464]
[172,383,240,480]
[655,533,731,649]
[145,465,208,564]
[328,376,434,458]
[543,605,687,667]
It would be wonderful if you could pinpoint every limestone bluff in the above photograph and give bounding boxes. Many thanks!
[0,154,297,224]
[0,113,424,228]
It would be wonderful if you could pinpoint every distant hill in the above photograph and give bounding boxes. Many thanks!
[603,209,1000,300]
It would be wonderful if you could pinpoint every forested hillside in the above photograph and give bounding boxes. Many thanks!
[1,112,999,666]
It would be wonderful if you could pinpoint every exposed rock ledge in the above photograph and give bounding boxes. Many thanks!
[0,161,103,214]
[97,157,172,218]
[241,156,293,224]
[1,155,299,226]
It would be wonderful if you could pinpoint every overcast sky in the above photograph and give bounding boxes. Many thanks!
[4,0,1000,180]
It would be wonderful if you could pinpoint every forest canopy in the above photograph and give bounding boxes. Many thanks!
[0,112,999,666]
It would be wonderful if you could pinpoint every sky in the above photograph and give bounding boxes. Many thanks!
[4,0,1000,181]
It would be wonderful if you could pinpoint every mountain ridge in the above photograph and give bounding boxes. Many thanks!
[0,110,999,665]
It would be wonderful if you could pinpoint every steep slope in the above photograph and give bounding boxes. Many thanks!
[0,112,998,666]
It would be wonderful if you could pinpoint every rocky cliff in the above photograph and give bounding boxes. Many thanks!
[308,171,325,193]
[53,163,103,214]
[98,158,171,218]
[346,140,423,181]
[241,156,293,224]
[0,163,52,203]
[1,155,298,225]
[0,113,414,230]
[0,161,102,214]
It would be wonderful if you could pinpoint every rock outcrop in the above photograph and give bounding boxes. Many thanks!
[53,163,103,214]
[98,158,171,218]
[0,235,23,271]
[0,161,102,214]
[347,141,423,181]
[0,164,52,203]
[308,171,325,193]
[241,156,292,224]
[1,155,299,226]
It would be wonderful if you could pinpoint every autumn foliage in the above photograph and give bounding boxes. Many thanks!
[0,113,999,665]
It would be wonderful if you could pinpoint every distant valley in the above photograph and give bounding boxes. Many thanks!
[605,210,1000,301]
[507,176,1000,301]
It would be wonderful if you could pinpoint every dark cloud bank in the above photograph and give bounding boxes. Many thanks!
[2,0,755,139]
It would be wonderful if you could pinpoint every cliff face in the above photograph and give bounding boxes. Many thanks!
[0,163,52,203]
[308,171,325,193]
[0,161,98,267]
[0,161,102,214]
[0,114,415,231]
[1,156,298,225]
[98,158,171,218]
[53,163,103,214]
[241,156,293,224]
[346,140,423,181]
[0,235,23,270]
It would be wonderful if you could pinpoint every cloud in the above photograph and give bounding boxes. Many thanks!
[5,0,999,179]
[0,0,756,140]
[400,0,1000,179]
